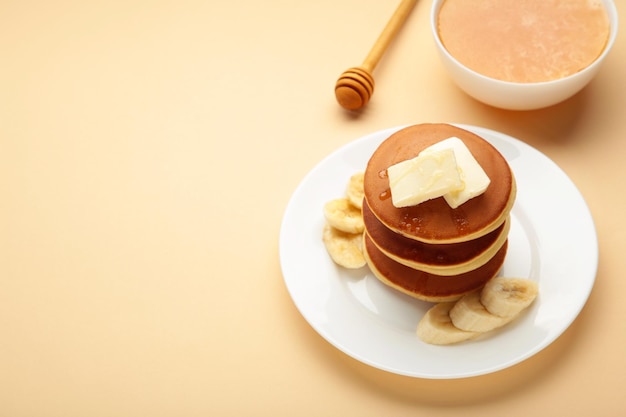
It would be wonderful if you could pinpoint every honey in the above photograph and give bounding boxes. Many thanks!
[437,0,610,83]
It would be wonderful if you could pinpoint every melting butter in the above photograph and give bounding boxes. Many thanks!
[387,137,490,209]
[387,147,461,208]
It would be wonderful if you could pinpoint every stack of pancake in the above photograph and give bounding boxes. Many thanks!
[362,124,516,302]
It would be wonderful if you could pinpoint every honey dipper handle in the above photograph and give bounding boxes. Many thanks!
[362,0,418,72]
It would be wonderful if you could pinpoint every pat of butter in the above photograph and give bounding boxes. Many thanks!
[387,147,462,208]
[387,137,491,209]
[425,137,491,208]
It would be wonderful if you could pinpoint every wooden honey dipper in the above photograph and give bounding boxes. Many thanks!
[335,0,417,110]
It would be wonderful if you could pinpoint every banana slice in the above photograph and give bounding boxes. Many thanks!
[419,278,539,344]
[480,277,538,317]
[449,290,512,332]
[322,223,366,269]
[417,302,479,345]
[323,198,364,234]
[346,172,365,209]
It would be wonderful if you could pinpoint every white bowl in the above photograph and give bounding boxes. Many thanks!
[430,0,619,110]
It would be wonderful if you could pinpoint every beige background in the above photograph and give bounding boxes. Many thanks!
[1,0,625,416]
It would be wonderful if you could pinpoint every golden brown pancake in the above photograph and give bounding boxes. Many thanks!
[363,233,508,303]
[362,200,510,276]
[364,123,515,244]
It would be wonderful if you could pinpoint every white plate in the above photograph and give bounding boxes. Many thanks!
[279,125,598,379]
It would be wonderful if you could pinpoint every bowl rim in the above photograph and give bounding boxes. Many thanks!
[429,0,619,87]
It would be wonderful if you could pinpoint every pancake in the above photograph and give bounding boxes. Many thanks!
[362,199,510,276]
[364,123,515,244]
[363,233,508,303]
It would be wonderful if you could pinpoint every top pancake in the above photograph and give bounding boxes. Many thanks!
[364,123,515,244]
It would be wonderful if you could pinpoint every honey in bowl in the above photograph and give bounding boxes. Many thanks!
[437,0,611,83]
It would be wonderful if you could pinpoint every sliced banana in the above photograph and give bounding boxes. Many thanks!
[322,223,366,269]
[480,277,538,317]
[346,172,365,209]
[323,198,364,234]
[417,302,479,345]
[449,290,512,332]
[418,277,539,345]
